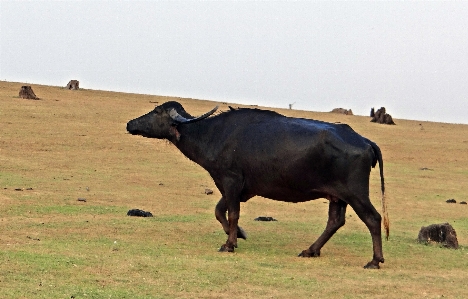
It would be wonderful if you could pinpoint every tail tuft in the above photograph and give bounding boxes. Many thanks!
[382,192,389,240]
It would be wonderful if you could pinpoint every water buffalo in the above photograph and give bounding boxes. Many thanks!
[127,101,389,269]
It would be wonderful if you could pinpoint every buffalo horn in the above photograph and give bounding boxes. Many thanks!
[169,106,218,124]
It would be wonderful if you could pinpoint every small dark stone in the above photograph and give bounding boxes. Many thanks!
[460,201,467,205]
[127,209,153,217]
[205,188,214,195]
[77,198,87,202]
[254,216,278,221]
[14,188,23,191]
[446,199,456,203]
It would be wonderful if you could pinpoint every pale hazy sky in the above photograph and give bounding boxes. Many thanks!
[1,1,468,124]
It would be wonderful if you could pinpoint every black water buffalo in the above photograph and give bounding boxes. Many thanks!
[127,102,389,269]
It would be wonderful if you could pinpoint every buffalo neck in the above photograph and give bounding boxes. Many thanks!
[170,117,220,168]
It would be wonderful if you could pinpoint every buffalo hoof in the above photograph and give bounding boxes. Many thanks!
[219,244,235,253]
[237,226,247,240]
[298,250,320,257]
[363,262,381,269]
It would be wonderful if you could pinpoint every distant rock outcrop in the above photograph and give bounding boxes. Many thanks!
[331,108,353,115]
[370,107,395,125]
[19,86,39,100]
[66,80,80,90]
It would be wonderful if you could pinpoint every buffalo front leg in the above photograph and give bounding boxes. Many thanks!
[215,197,247,243]
[299,197,347,258]
[221,199,240,252]
[218,197,241,252]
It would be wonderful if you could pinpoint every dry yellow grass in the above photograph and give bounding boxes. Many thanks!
[1,81,467,298]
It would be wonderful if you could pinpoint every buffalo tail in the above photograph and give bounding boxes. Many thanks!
[370,141,389,240]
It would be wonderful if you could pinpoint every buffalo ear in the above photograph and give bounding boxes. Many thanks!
[154,106,162,113]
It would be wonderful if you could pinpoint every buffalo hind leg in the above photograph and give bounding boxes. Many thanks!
[348,197,384,269]
[299,197,347,258]
[215,197,247,244]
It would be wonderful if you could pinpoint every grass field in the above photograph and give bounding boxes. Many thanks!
[1,81,467,298]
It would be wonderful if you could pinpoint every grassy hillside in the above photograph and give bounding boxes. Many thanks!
[1,81,467,298]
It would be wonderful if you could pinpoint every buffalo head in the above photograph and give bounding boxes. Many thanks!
[126,101,218,140]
